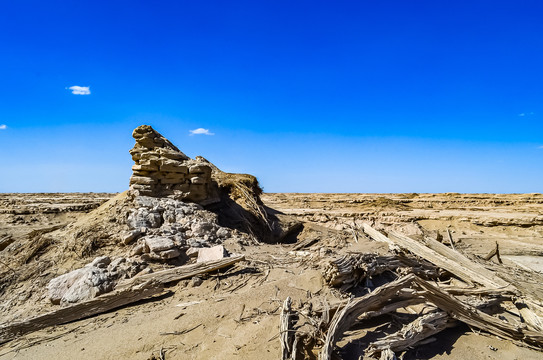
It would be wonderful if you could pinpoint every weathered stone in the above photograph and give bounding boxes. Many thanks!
[191,276,203,287]
[129,176,157,186]
[146,211,162,228]
[186,247,199,257]
[197,245,227,263]
[188,238,207,248]
[122,229,142,245]
[190,176,206,184]
[216,227,230,238]
[160,160,188,173]
[162,177,186,185]
[158,248,181,259]
[172,183,190,192]
[189,165,211,176]
[191,222,215,237]
[47,268,88,305]
[144,236,175,252]
[61,267,113,304]
[46,257,115,305]
[91,256,111,268]
[158,147,189,161]
[132,164,159,172]
[130,240,147,256]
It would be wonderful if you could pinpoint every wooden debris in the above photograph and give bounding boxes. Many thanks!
[118,255,245,289]
[514,300,543,332]
[292,237,318,251]
[366,311,456,358]
[0,255,245,344]
[446,228,456,251]
[0,280,164,345]
[322,253,442,288]
[413,277,543,348]
[319,273,543,359]
[160,323,202,336]
[280,297,293,360]
[320,274,418,360]
[483,241,503,264]
[0,235,14,251]
[363,224,509,288]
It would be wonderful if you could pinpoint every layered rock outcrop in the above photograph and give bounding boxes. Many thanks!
[128,125,218,204]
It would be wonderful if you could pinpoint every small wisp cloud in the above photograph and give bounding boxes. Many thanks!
[0,124,6,130]
[68,86,91,95]
[189,128,214,136]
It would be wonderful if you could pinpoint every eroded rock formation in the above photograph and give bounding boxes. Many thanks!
[128,125,218,204]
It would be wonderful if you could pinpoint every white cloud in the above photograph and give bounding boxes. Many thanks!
[0,124,6,130]
[538,145,543,149]
[68,86,91,95]
[189,128,214,136]
[518,113,525,117]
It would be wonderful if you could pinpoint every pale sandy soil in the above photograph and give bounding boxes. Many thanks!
[1,193,542,360]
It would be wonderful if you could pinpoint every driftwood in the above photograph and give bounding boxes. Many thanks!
[319,274,543,360]
[483,241,503,264]
[388,230,509,288]
[413,277,543,348]
[515,300,543,332]
[362,224,509,288]
[118,255,245,289]
[366,311,456,358]
[0,235,14,251]
[0,280,164,345]
[0,255,245,345]
[292,237,318,251]
[320,275,418,359]
[446,228,456,250]
[280,297,293,359]
[311,225,543,359]
[322,253,442,288]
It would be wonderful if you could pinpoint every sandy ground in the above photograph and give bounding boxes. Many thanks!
[1,193,542,360]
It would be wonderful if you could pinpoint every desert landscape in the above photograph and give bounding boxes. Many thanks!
[0,126,542,360]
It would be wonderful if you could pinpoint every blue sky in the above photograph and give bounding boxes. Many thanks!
[0,1,541,193]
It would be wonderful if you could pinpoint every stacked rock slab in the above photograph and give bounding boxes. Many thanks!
[128,125,218,204]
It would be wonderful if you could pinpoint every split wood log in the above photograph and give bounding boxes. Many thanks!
[281,297,293,360]
[117,255,245,289]
[362,224,509,289]
[388,230,509,288]
[362,224,399,251]
[0,280,164,345]
[366,310,456,358]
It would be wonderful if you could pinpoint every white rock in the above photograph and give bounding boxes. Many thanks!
[197,245,227,263]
